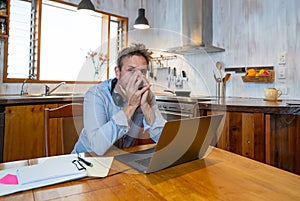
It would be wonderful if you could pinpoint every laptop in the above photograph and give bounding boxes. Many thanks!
[115,114,224,173]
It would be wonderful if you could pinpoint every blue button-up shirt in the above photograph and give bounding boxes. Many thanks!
[72,78,166,155]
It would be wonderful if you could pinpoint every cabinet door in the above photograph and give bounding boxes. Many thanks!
[4,104,59,162]
[267,114,300,175]
[212,111,265,162]
[4,105,44,161]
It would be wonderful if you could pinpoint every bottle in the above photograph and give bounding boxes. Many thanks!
[0,21,6,34]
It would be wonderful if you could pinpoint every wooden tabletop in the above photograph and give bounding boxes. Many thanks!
[1,144,299,200]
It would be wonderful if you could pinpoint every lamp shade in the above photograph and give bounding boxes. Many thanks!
[133,8,150,29]
[78,0,95,11]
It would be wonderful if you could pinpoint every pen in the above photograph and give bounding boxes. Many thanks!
[78,156,93,167]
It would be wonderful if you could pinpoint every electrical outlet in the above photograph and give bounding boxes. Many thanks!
[277,67,286,79]
[278,52,286,65]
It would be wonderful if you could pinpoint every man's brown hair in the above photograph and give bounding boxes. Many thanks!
[117,43,152,70]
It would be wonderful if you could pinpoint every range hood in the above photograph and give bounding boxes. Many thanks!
[164,0,225,54]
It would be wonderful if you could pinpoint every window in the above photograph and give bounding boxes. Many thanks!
[6,0,31,79]
[4,0,127,83]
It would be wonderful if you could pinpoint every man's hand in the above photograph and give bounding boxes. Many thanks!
[119,71,151,122]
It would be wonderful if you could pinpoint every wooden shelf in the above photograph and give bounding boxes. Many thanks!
[0,34,8,38]
[225,66,274,73]
[0,13,8,17]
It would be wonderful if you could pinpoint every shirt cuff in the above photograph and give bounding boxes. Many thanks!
[112,110,129,133]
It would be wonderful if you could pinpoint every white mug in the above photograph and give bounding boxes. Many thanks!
[264,88,282,101]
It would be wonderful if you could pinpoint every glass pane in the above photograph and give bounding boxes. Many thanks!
[40,1,103,81]
[109,20,119,79]
[7,0,31,78]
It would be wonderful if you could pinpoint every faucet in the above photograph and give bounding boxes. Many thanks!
[45,82,66,96]
[20,78,28,96]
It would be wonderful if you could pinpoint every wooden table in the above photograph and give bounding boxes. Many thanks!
[0,144,299,201]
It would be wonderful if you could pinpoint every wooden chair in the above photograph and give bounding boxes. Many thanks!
[44,103,83,156]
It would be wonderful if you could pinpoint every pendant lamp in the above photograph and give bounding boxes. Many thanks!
[133,0,150,29]
[78,0,95,12]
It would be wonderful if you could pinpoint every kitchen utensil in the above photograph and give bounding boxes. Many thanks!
[213,71,218,82]
[173,67,177,77]
[149,61,153,79]
[216,61,223,79]
[222,73,231,83]
[213,71,222,99]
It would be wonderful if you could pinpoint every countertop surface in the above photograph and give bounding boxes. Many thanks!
[0,93,84,106]
[197,97,300,114]
[1,93,300,114]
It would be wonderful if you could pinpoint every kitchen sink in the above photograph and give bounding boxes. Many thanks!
[46,92,84,96]
[23,93,44,97]
[23,92,84,97]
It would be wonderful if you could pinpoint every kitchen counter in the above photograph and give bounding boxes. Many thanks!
[197,96,300,175]
[1,93,300,115]
[155,94,214,103]
[0,92,212,106]
[0,94,84,106]
[197,97,300,115]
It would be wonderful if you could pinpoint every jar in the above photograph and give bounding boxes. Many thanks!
[0,21,6,34]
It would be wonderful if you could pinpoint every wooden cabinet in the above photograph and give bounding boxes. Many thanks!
[266,114,300,175]
[3,104,59,162]
[208,111,265,163]
[3,103,84,161]
[203,109,300,175]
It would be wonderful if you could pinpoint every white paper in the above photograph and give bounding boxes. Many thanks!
[0,155,114,196]
[84,157,114,177]
[0,167,86,196]
[17,155,86,185]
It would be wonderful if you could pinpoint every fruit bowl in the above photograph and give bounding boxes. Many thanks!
[242,70,274,83]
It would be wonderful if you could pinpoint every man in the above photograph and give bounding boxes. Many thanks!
[72,43,166,155]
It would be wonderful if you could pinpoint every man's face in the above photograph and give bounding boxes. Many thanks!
[115,55,148,89]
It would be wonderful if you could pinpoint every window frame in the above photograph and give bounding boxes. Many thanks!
[2,0,128,84]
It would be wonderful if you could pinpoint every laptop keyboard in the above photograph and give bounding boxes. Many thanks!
[135,157,152,167]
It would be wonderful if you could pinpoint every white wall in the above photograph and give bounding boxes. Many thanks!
[141,0,300,99]
[211,0,300,99]
[1,0,299,99]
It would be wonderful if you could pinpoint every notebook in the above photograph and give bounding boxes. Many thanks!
[115,114,224,173]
